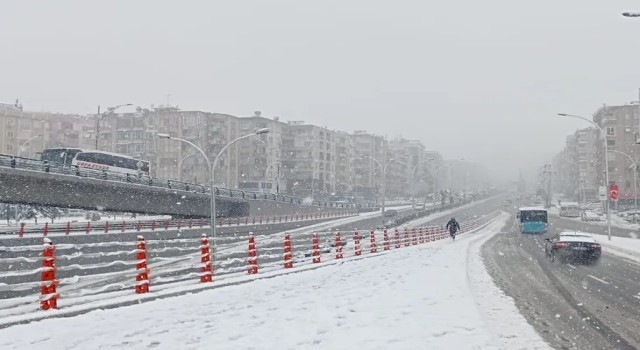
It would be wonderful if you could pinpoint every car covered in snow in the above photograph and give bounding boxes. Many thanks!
[544,232,601,264]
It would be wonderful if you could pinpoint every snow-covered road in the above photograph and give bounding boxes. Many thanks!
[0,211,550,350]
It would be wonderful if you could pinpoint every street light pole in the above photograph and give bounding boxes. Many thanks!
[159,128,269,264]
[18,134,43,157]
[558,113,612,241]
[410,158,436,212]
[178,152,196,182]
[362,153,410,222]
[95,104,133,150]
[611,150,638,223]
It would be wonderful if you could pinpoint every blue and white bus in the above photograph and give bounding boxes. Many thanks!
[517,207,548,234]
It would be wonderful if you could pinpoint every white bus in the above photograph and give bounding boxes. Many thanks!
[559,202,580,218]
[41,148,150,176]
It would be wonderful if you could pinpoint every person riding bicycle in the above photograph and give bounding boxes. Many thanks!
[446,217,460,240]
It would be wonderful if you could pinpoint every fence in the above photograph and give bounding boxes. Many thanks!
[0,211,500,318]
[0,211,359,237]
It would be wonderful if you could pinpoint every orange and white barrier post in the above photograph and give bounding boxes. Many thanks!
[383,229,390,251]
[43,222,49,237]
[369,230,378,253]
[85,221,91,234]
[354,230,362,256]
[394,229,401,248]
[335,232,343,259]
[65,222,71,236]
[412,228,418,245]
[135,236,150,294]
[419,227,425,244]
[40,238,59,310]
[200,234,213,283]
[312,232,321,263]
[404,227,410,247]
[283,234,293,268]
[248,233,259,274]
[18,223,25,237]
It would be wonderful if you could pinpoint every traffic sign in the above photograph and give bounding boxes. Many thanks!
[598,186,607,201]
[609,184,619,201]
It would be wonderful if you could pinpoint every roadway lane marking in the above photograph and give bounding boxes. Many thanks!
[587,274,610,285]
[567,264,576,269]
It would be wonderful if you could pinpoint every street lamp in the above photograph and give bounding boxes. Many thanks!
[611,150,638,223]
[431,164,450,207]
[362,153,410,222]
[558,113,612,241]
[95,104,133,150]
[18,134,43,157]
[178,152,197,182]
[410,158,436,212]
[158,127,270,263]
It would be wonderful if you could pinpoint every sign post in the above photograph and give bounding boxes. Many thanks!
[598,186,607,201]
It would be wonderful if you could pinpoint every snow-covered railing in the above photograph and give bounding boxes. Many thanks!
[0,211,500,316]
[0,211,358,237]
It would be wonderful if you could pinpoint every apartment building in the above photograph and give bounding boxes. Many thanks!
[350,130,387,200]
[0,102,93,158]
[593,104,640,202]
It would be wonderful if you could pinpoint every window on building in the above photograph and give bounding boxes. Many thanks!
[607,139,615,147]
[606,127,615,136]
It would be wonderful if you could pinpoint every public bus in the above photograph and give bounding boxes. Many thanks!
[40,148,151,176]
[517,207,548,234]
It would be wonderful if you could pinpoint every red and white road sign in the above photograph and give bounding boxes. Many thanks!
[609,184,619,201]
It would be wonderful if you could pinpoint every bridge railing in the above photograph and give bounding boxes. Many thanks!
[0,210,359,237]
[0,154,365,209]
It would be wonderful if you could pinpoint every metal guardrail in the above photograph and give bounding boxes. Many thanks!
[0,154,365,209]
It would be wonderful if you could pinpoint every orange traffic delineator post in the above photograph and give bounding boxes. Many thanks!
[369,230,377,253]
[312,232,321,263]
[404,227,410,247]
[40,238,59,310]
[394,229,401,249]
[412,228,418,245]
[354,230,362,256]
[383,229,390,251]
[135,236,150,294]
[247,233,259,274]
[85,221,91,234]
[104,221,109,234]
[43,222,49,237]
[283,234,293,268]
[335,232,343,259]
[200,234,213,283]
[18,223,25,238]
[419,227,425,244]
[65,222,71,235]
[151,220,156,231]
[121,220,126,233]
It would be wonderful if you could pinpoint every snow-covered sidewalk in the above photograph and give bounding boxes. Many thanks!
[592,233,640,263]
[0,212,550,350]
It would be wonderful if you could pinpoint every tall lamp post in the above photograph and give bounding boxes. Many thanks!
[158,128,269,260]
[18,134,43,157]
[95,104,133,150]
[431,164,450,207]
[558,113,612,241]
[611,150,638,223]
[410,158,436,212]
[362,153,410,221]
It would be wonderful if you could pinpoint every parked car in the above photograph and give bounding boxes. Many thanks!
[545,232,601,264]
[580,211,602,222]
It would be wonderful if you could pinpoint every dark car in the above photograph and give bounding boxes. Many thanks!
[545,232,601,264]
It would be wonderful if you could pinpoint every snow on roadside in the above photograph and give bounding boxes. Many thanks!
[591,233,640,263]
[0,212,550,350]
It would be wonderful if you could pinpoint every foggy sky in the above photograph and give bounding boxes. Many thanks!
[3,0,640,184]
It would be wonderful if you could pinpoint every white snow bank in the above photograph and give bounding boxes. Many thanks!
[592,233,640,263]
[0,212,550,350]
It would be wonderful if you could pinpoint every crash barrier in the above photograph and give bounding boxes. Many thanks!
[4,211,358,237]
[0,211,499,315]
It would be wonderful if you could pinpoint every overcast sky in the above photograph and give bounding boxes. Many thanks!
[2,0,640,183]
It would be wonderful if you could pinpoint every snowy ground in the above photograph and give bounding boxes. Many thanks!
[0,212,551,350]
[591,233,640,263]
[548,207,640,231]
